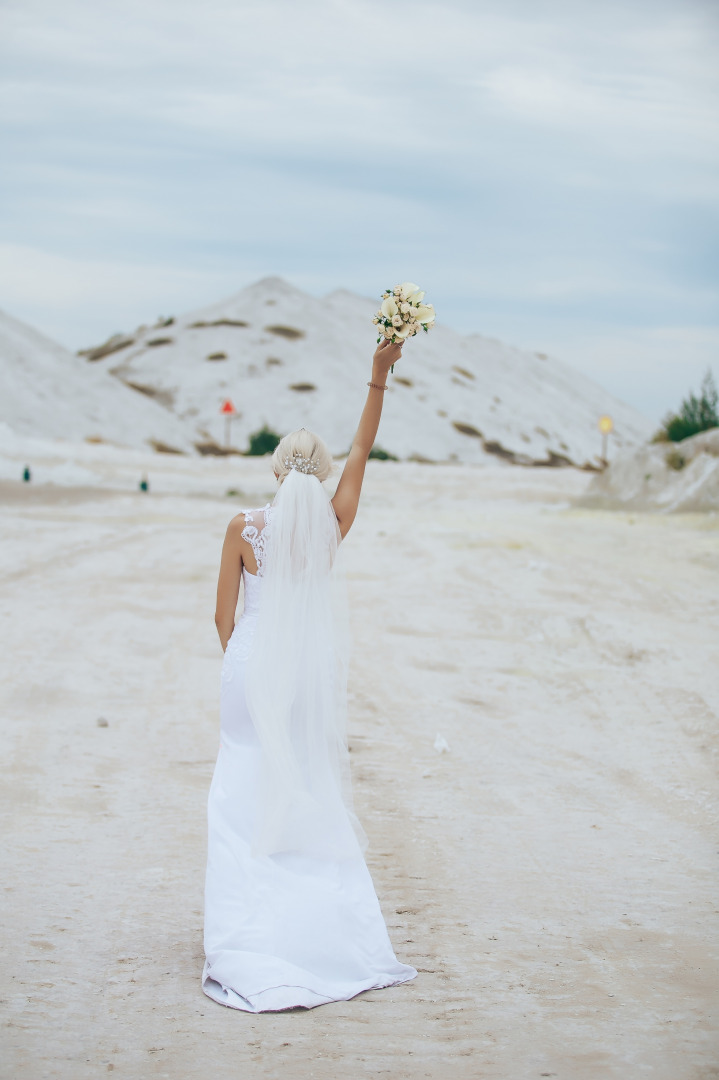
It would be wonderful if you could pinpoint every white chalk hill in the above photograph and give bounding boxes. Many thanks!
[578,427,719,512]
[81,277,651,465]
[0,307,192,451]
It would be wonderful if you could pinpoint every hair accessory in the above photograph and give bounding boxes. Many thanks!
[283,453,320,475]
[367,381,389,391]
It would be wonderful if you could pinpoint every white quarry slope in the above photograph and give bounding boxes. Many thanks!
[578,427,719,512]
[0,308,192,451]
[82,277,652,466]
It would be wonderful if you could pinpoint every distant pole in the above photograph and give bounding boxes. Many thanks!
[22,465,31,483]
[598,415,614,467]
[220,400,237,448]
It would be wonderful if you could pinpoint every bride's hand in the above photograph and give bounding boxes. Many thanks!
[372,337,403,376]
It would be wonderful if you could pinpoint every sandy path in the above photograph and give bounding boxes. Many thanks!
[1,461,717,1079]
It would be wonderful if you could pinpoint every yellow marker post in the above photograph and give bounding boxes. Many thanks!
[598,415,614,466]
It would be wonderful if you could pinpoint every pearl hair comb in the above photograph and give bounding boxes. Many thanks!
[283,453,320,475]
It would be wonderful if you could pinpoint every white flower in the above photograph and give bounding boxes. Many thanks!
[373,281,435,342]
[416,304,435,324]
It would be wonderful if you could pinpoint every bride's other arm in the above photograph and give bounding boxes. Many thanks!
[331,338,403,539]
[215,516,244,651]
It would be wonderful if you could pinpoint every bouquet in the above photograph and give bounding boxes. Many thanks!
[373,282,435,369]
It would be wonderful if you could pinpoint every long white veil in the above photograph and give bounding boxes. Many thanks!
[244,467,367,861]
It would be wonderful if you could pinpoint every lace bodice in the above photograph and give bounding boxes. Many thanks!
[223,506,273,664]
[241,504,273,577]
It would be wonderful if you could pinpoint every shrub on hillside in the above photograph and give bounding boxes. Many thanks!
[246,425,282,456]
[654,369,719,443]
[665,448,686,471]
[368,445,398,461]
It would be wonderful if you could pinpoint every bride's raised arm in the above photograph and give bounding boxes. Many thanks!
[331,337,403,538]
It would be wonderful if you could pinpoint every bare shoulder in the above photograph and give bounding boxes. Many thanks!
[226,506,268,541]
[226,513,249,541]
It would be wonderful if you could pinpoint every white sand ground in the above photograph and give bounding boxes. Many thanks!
[1,452,718,1080]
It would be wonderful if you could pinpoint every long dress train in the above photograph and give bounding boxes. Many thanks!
[202,504,416,1012]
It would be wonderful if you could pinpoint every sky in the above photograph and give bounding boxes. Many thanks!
[0,0,717,421]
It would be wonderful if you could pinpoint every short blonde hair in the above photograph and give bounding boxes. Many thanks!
[271,428,334,483]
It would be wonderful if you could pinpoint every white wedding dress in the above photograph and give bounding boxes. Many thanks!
[203,504,416,1012]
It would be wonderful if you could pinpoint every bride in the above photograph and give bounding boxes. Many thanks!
[203,336,417,1012]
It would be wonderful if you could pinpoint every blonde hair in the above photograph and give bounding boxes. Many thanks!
[272,428,334,483]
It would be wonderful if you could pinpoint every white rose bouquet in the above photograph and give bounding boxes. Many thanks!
[373,281,435,369]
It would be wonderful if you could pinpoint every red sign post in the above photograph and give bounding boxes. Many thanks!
[220,399,237,448]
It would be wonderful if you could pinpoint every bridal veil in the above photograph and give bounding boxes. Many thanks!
[244,465,367,861]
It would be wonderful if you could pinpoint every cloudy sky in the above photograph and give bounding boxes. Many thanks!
[1,0,717,420]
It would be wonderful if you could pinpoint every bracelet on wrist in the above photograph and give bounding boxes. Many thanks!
[367,381,389,391]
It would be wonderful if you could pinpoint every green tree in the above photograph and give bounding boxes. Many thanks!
[656,369,719,443]
[246,425,281,456]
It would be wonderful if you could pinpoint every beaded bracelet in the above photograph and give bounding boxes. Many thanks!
[367,381,389,391]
